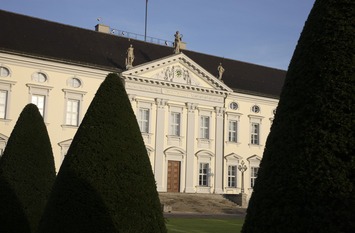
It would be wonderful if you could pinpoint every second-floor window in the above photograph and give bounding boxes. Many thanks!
[200,116,210,139]
[138,108,149,133]
[228,120,238,142]
[0,90,7,119]
[66,99,79,126]
[251,123,260,145]
[31,94,45,117]
[170,112,181,136]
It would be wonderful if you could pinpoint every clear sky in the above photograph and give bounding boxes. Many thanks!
[2,0,315,70]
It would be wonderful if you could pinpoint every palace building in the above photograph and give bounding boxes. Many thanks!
[0,10,286,199]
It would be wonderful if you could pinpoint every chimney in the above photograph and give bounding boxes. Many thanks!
[95,24,110,34]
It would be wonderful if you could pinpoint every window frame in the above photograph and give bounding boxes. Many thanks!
[250,167,259,188]
[27,83,53,123]
[62,89,86,128]
[199,163,209,186]
[199,115,210,139]
[227,165,237,188]
[0,80,15,121]
[250,122,260,145]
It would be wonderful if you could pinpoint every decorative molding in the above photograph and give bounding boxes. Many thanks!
[186,102,198,113]
[214,106,225,117]
[155,98,168,109]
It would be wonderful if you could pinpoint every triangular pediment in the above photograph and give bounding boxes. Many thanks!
[122,53,232,92]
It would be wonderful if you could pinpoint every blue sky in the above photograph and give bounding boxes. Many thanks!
[2,0,315,70]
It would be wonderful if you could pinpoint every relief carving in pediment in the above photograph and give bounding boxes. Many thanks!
[150,65,201,86]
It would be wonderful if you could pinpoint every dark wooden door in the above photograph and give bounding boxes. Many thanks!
[167,161,180,192]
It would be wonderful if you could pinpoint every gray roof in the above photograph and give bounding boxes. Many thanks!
[0,10,286,98]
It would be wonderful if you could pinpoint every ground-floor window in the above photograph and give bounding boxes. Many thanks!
[228,165,237,188]
[199,163,209,186]
[250,167,259,188]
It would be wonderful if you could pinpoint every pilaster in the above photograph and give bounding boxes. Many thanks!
[185,102,198,193]
[214,106,225,193]
[154,98,168,192]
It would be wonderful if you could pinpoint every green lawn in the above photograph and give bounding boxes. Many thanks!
[166,218,244,233]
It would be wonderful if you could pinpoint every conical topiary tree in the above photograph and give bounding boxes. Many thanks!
[38,73,167,233]
[0,104,56,233]
[242,1,355,233]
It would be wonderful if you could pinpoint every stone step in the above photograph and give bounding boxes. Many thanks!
[159,193,246,214]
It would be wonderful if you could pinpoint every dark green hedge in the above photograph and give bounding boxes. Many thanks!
[38,73,167,233]
[242,0,355,233]
[0,104,56,233]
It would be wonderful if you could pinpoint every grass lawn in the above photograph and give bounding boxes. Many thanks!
[166,218,244,233]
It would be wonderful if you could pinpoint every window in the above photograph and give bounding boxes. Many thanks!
[0,90,7,119]
[200,116,210,139]
[68,78,82,88]
[228,165,237,188]
[33,72,47,83]
[228,120,238,142]
[170,112,181,136]
[66,99,79,126]
[251,167,259,188]
[138,108,149,133]
[32,94,45,116]
[0,67,10,77]
[251,105,260,113]
[251,123,260,145]
[199,163,209,186]
[229,102,238,110]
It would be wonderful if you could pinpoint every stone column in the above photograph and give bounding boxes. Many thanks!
[214,106,225,194]
[154,98,168,192]
[185,103,197,193]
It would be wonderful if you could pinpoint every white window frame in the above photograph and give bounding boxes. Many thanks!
[251,123,260,145]
[228,165,237,188]
[136,100,153,144]
[31,94,46,116]
[195,150,214,193]
[170,112,181,136]
[247,155,261,191]
[199,163,209,186]
[32,71,49,83]
[248,115,264,147]
[250,167,259,188]
[0,65,11,77]
[67,77,83,88]
[0,80,15,121]
[62,89,86,128]
[27,84,53,123]
[167,104,184,146]
[138,108,150,133]
[224,153,242,192]
[226,112,241,144]
[200,116,210,139]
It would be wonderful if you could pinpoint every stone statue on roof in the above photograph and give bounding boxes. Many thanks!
[217,63,225,80]
[173,31,182,54]
[125,44,134,69]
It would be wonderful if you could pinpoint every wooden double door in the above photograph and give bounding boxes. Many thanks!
[167,161,180,192]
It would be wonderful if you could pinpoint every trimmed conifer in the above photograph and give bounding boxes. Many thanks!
[38,73,167,233]
[242,1,355,233]
[0,104,56,233]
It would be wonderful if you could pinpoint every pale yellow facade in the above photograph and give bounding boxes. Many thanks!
[0,51,278,200]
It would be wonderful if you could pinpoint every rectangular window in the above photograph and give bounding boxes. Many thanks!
[200,116,210,139]
[228,120,238,142]
[0,90,7,119]
[31,94,45,117]
[66,99,79,126]
[228,165,237,188]
[199,163,209,186]
[251,123,260,145]
[251,167,259,188]
[170,112,181,136]
[138,108,149,133]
